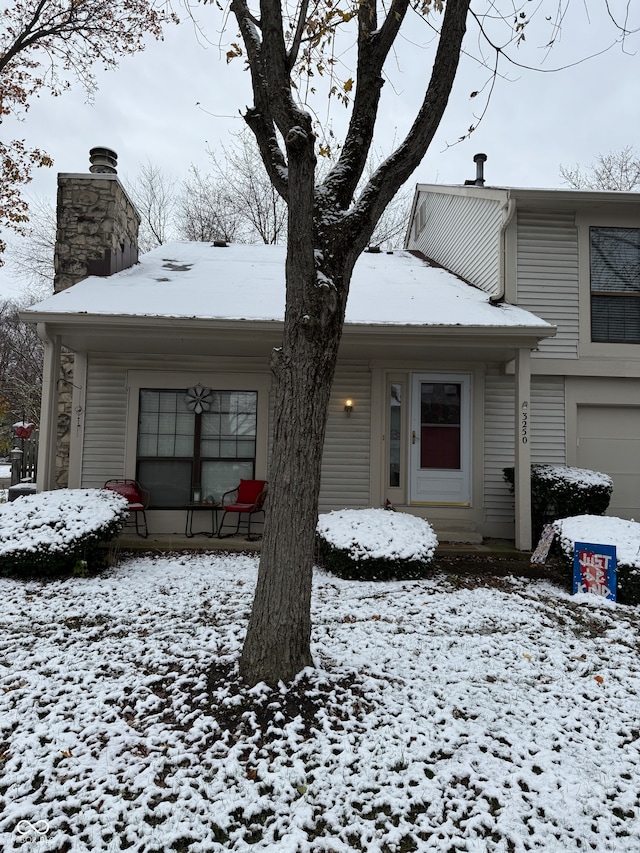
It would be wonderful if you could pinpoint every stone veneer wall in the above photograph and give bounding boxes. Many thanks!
[54,174,140,292]
[53,174,140,485]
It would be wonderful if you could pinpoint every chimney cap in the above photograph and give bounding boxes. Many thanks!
[473,152,487,163]
[89,147,118,175]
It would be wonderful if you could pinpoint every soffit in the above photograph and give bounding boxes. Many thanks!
[34,315,554,363]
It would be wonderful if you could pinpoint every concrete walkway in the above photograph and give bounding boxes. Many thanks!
[108,532,263,553]
[108,532,529,560]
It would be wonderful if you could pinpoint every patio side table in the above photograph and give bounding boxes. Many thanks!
[185,503,221,538]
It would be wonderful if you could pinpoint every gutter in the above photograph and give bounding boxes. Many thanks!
[491,193,516,304]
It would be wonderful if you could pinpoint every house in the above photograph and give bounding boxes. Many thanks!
[26,150,638,550]
[406,166,640,535]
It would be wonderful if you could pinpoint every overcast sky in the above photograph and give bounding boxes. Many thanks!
[1,0,639,299]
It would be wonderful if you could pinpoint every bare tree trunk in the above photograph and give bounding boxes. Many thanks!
[239,122,347,685]
[238,330,336,683]
[235,0,471,687]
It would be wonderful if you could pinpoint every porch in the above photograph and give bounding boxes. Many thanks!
[107,530,526,560]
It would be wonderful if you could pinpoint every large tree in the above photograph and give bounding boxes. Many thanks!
[0,0,176,260]
[560,146,640,191]
[128,160,178,252]
[220,0,635,686]
[206,131,289,244]
[233,0,472,686]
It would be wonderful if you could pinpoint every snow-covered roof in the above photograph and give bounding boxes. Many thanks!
[24,242,552,330]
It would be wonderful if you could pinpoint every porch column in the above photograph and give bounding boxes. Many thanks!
[36,326,61,492]
[514,347,532,551]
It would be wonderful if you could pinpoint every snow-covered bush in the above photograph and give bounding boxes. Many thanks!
[0,488,129,575]
[553,514,640,605]
[504,464,613,540]
[316,508,438,580]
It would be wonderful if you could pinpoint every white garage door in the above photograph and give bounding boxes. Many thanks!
[577,406,640,520]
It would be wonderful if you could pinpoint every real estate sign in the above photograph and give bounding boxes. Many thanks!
[573,542,617,601]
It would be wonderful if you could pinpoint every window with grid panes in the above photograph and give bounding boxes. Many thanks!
[137,389,257,507]
[590,226,640,343]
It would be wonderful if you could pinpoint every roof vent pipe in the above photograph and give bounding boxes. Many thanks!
[473,152,487,186]
[89,147,118,174]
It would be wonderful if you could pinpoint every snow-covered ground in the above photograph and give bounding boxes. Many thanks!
[1,551,640,852]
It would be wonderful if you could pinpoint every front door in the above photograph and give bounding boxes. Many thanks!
[410,373,471,505]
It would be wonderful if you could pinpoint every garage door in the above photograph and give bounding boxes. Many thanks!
[577,406,640,520]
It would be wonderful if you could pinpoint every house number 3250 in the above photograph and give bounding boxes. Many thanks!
[521,402,529,444]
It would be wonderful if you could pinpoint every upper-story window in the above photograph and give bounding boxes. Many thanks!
[590,226,640,343]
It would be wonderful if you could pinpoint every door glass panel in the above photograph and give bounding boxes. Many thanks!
[389,383,402,487]
[420,382,461,470]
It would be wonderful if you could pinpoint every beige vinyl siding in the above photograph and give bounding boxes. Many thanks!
[81,354,371,509]
[517,210,579,359]
[81,353,272,488]
[531,379,566,464]
[319,363,371,512]
[483,375,515,526]
[409,191,503,296]
[484,375,566,525]
[81,357,128,487]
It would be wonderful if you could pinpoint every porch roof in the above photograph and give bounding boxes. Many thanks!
[25,242,552,332]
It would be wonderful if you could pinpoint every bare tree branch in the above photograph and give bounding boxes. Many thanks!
[0,0,177,263]
[128,161,178,251]
[560,146,640,191]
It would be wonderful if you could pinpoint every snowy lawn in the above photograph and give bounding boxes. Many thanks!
[1,552,640,852]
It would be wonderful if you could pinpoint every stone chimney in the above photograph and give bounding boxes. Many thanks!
[54,147,140,293]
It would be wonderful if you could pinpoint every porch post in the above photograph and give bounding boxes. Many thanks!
[36,326,61,492]
[514,347,532,551]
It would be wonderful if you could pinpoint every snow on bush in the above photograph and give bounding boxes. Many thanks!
[0,488,129,574]
[505,463,613,540]
[553,515,640,571]
[553,514,640,605]
[534,464,612,489]
[316,508,438,580]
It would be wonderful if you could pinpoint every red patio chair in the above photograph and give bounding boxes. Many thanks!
[104,479,150,538]
[218,479,267,540]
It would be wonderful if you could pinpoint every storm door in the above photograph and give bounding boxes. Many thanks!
[409,373,471,505]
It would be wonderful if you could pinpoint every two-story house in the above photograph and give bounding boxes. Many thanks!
[23,150,639,550]
[406,175,640,542]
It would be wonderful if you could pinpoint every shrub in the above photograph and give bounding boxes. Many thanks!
[316,508,438,580]
[0,488,129,575]
[504,464,613,542]
[553,515,640,606]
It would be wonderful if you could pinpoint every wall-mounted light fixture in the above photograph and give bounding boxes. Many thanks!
[344,399,353,416]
